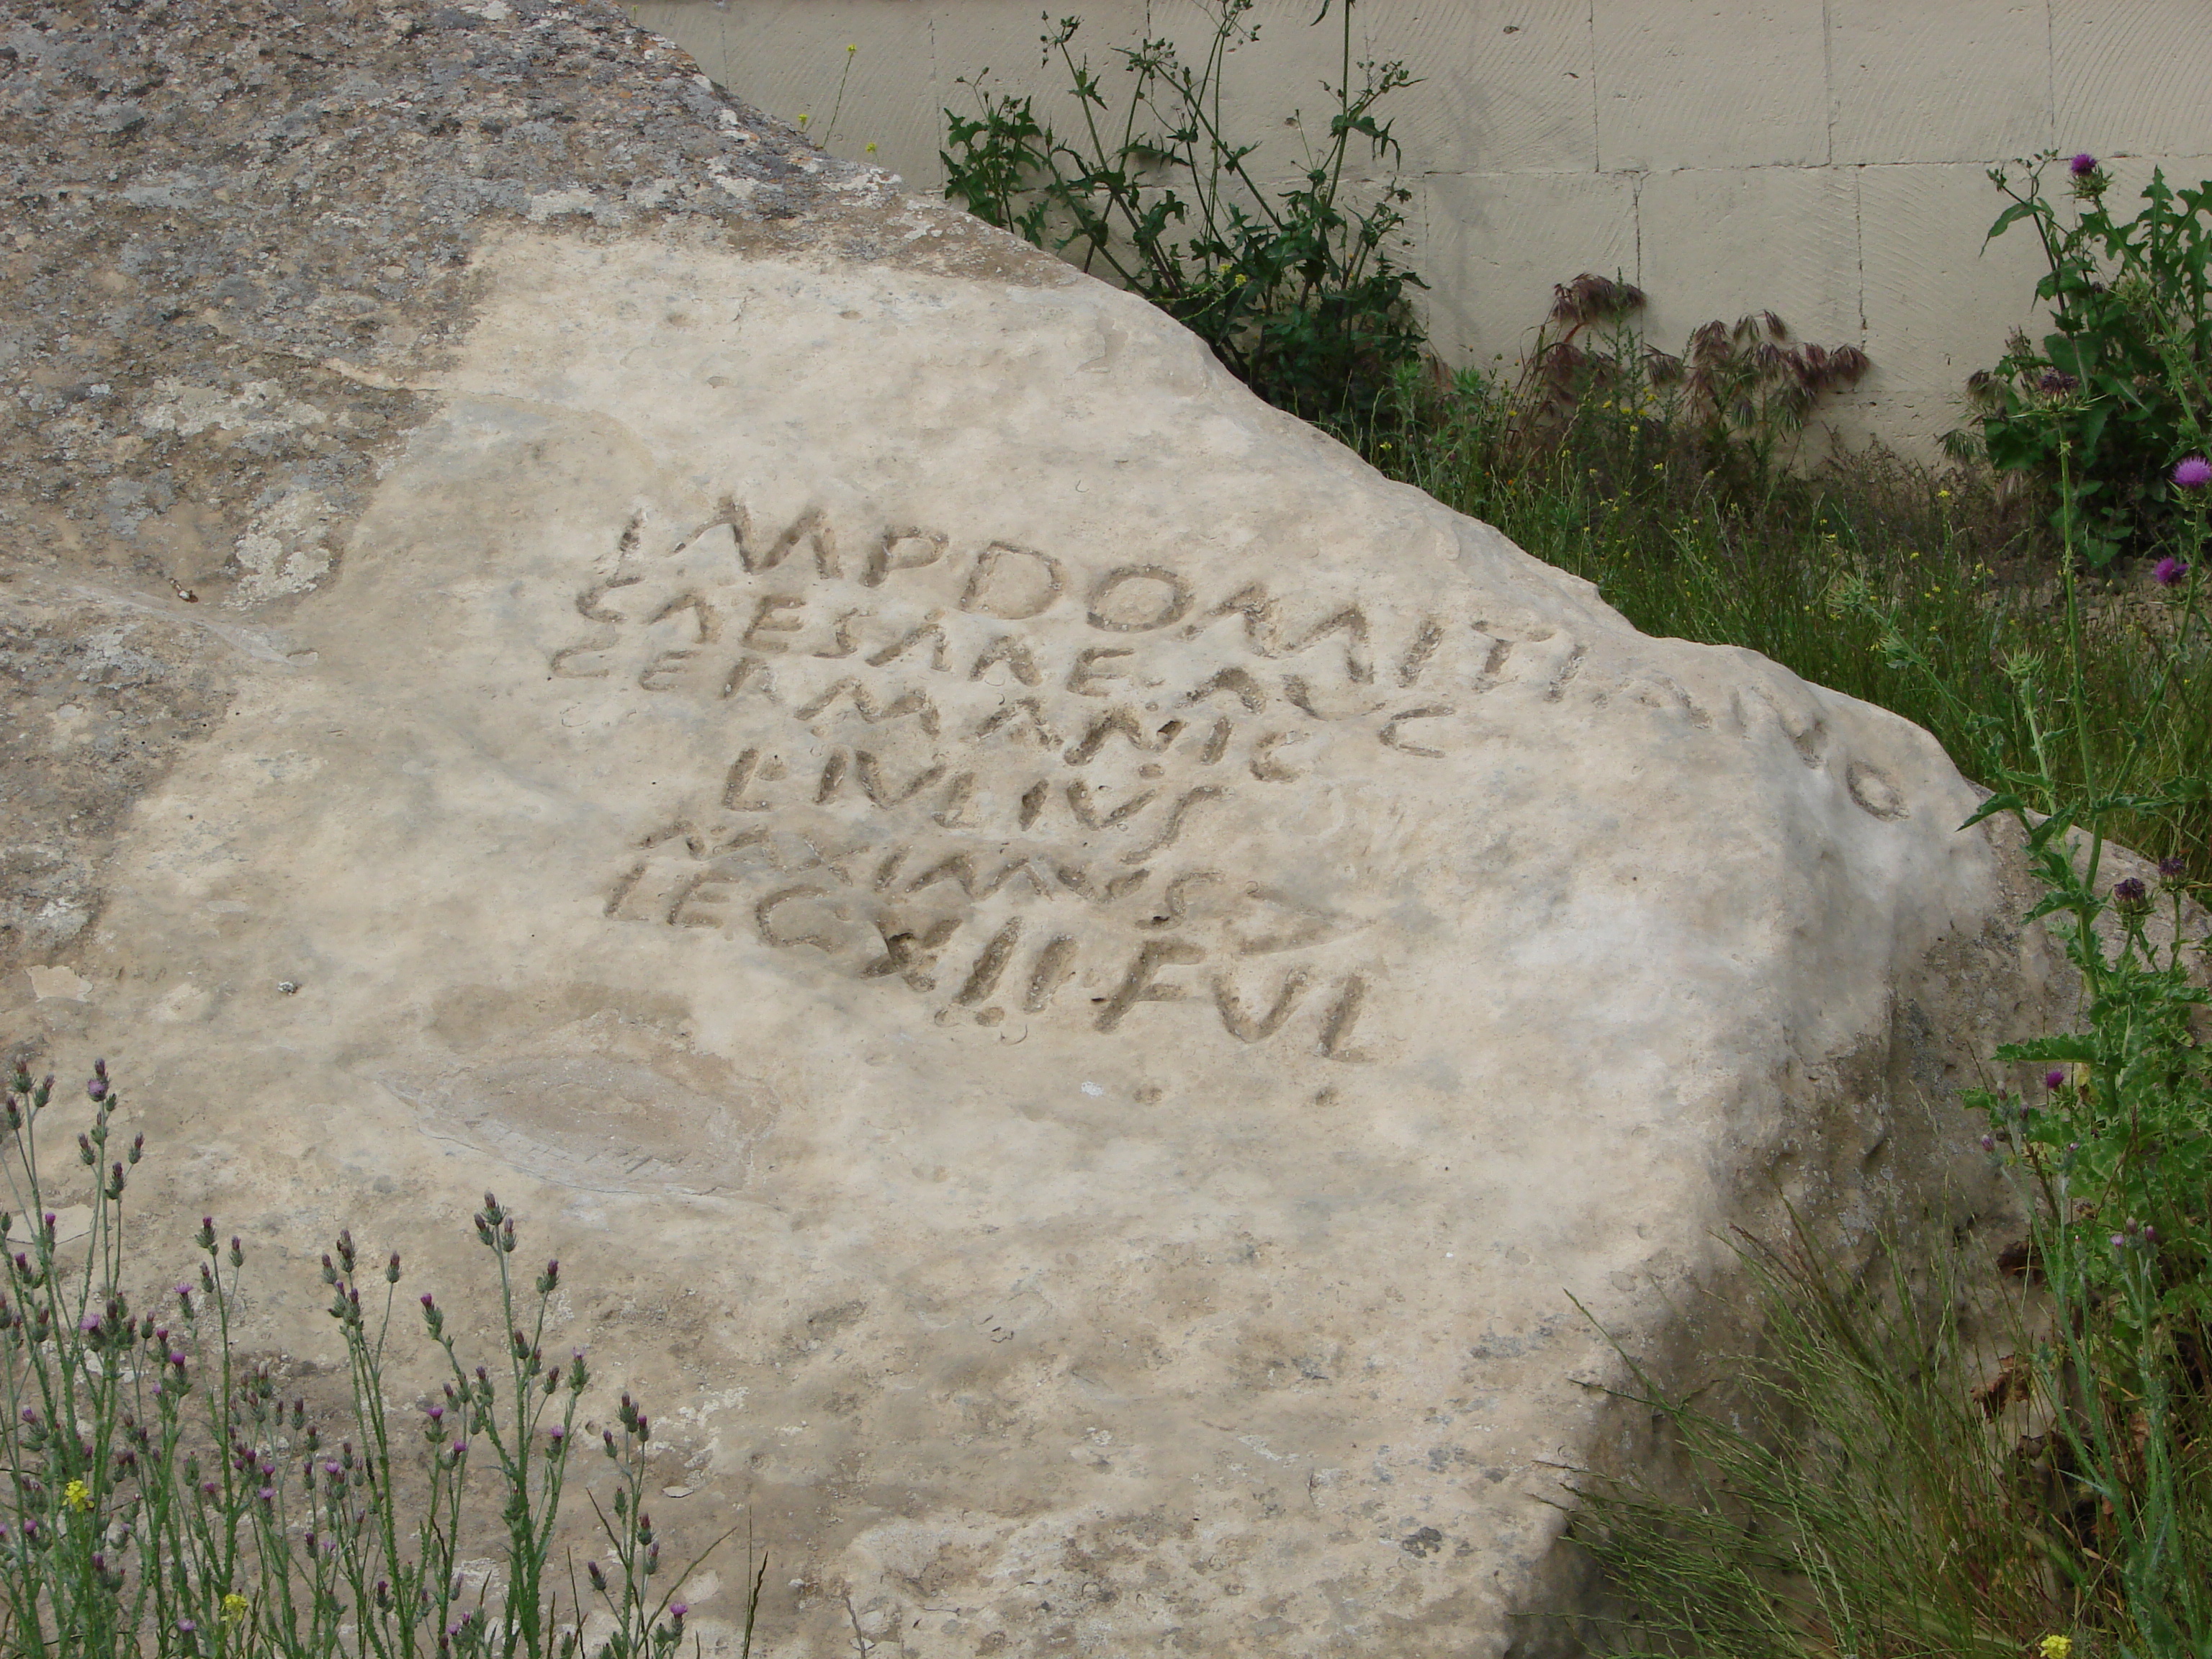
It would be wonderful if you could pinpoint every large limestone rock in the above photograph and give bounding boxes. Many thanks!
[3,4,2057,1653]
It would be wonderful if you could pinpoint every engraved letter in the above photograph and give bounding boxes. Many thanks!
[1185,667,1267,712]
[756,886,836,952]
[638,649,696,691]
[1119,786,1224,863]
[865,526,948,588]
[1398,618,1443,687]
[862,914,962,991]
[1213,967,1312,1043]
[1380,706,1455,759]
[549,643,611,680]
[1088,566,1194,633]
[868,613,951,672]
[1320,975,1375,1061]
[1095,940,1204,1032]
[1023,935,1079,1012]
[974,699,1061,749]
[647,592,720,643]
[955,918,1025,1005]
[741,594,807,652]
[737,507,838,577]
[959,541,1064,619]
[721,749,774,811]
[855,751,949,808]
[968,634,1043,685]
[1249,730,1308,782]
[1066,646,1134,698]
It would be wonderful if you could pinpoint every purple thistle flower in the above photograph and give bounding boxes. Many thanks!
[2071,152,2098,176]
[2156,554,2190,587]
[2114,876,2152,914]
[2044,1069,2067,1091]
[2174,455,2212,489]
[2037,368,2080,395]
[2160,854,2189,881]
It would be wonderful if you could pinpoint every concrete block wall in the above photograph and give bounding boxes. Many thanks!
[627,1,2212,457]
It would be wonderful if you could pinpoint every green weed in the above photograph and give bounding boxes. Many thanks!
[0,1060,755,1658]
[942,0,1426,422]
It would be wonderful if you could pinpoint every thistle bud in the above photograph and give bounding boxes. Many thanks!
[385,1252,401,1285]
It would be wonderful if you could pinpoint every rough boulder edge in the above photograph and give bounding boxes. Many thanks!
[1,3,2069,1655]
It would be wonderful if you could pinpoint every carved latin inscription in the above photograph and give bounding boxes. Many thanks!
[554,501,1910,1056]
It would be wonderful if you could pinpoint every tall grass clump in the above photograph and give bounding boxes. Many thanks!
[1554,399,2212,1657]
[1351,279,2212,880]
[0,1058,755,1658]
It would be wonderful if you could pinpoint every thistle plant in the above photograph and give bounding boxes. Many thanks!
[1965,151,2212,565]
[0,1059,747,1658]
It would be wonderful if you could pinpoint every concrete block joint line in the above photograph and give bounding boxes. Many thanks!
[634,0,2212,457]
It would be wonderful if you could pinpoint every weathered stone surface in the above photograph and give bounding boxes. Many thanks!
[3,4,2066,1656]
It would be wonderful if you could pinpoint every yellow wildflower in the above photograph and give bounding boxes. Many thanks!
[1938,487,1953,500]
[222,1593,251,1626]
[2040,1637,2073,1659]
[865,143,878,154]
[63,1480,91,1514]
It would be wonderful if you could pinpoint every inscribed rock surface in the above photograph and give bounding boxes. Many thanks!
[1,4,2059,1654]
